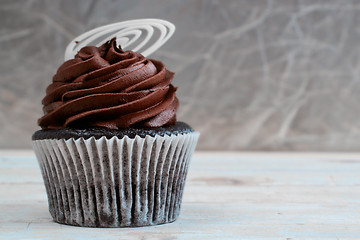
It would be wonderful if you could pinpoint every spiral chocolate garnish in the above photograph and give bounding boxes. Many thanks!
[38,38,179,129]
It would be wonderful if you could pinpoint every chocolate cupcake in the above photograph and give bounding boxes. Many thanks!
[32,38,199,227]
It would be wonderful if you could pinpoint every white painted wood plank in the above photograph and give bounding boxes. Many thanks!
[0,152,360,239]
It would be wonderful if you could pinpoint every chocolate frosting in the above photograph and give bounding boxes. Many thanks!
[38,38,179,129]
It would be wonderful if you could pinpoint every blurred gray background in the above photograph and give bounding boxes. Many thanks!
[1,0,360,151]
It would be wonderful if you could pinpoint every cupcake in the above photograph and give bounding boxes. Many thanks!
[32,37,199,227]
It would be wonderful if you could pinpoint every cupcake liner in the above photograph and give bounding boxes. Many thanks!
[32,132,199,227]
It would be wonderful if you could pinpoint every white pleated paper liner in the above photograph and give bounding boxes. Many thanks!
[32,132,199,227]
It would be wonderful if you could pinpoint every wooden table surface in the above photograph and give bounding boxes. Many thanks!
[0,151,360,239]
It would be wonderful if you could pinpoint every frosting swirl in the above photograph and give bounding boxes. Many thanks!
[38,38,179,129]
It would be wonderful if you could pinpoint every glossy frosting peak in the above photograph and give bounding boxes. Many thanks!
[38,38,179,129]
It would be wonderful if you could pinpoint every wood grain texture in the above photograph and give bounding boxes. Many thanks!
[1,151,360,239]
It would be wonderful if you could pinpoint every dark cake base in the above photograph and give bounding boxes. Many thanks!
[32,123,199,227]
[32,121,193,140]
